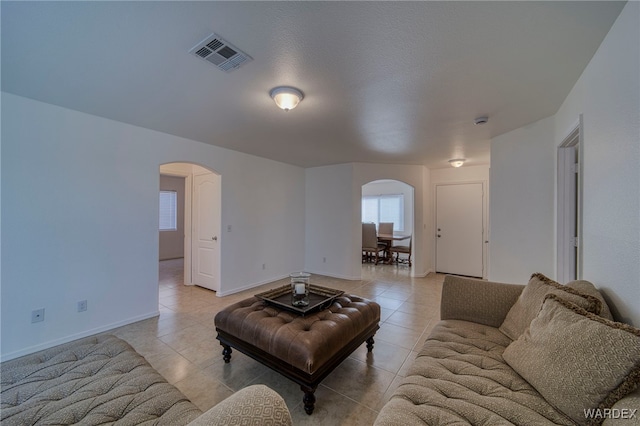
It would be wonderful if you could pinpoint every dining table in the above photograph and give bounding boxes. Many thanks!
[377,233,410,263]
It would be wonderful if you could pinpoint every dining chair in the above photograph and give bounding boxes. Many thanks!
[378,222,394,235]
[390,235,412,266]
[362,223,386,264]
[377,222,394,261]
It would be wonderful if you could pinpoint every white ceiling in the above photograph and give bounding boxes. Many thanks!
[1,1,625,169]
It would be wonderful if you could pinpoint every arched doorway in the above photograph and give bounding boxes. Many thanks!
[361,179,414,272]
[159,162,221,292]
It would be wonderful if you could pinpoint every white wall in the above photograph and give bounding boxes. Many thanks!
[422,167,432,274]
[488,2,639,326]
[554,2,639,325]
[1,93,305,360]
[489,116,556,283]
[305,164,358,279]
[305,163,429,279]
[430,165,489,184]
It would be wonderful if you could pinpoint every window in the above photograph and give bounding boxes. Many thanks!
[159,191,177,231]
[362,194,404,231]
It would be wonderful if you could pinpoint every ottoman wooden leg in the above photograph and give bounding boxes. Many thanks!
[366,336,375,352]
[301,385,316,415]
[221,344,232,363]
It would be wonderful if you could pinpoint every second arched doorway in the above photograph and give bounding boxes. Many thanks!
[159,162,221,292]
[361,179,414,270]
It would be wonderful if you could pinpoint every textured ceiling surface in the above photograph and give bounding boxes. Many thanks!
[1,1,625,168]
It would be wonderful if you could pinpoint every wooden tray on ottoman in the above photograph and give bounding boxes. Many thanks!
[255,284,344,315]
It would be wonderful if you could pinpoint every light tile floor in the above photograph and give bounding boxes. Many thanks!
[107,259,444,425]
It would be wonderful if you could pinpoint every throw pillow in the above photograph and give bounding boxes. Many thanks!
[503,294,640,426]
[499,272,602,340]
[566,279,614,321]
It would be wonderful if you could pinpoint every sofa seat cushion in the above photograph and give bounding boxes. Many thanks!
[1,335,202,426]
[375,320,575,426]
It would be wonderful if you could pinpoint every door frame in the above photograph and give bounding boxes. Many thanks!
[159,163,221,288]
[556,117,583,283]
[433,180,488,279]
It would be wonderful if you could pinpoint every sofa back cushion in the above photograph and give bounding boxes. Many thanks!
[499,273,602,341]
[503,295,640,426]
[440,275,524,328]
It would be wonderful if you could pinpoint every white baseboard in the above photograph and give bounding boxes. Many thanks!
[0,311,160,362]
[216,274,290,297]
[215,266,435,299]
[216,270,364,297]
[412,267,433,278]
[305,269,361,281]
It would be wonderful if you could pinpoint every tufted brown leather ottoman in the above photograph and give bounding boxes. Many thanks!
[214,294,380,415]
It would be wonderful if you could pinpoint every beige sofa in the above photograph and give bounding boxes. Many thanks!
[0,334,292,425]
[375,274,640,426]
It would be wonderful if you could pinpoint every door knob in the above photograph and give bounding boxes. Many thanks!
[212,236,218,241]
[437,235,441,238]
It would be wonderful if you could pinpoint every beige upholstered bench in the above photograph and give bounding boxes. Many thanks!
[214,294,381,414]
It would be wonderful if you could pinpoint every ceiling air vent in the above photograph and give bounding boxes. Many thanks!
[189,33,252,73]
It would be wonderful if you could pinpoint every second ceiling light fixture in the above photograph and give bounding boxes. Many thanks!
[270,86,304,111]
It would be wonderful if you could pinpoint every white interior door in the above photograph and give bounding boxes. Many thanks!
[436,183,484,278]
[192,172,220,291]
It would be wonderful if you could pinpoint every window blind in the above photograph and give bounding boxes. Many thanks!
[159,191,177,231]
[361,194,404,231]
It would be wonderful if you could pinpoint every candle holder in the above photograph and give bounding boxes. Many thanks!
[290,272,311,307]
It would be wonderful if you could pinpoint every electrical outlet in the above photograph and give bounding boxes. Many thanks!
[77,300,87,312]
[31,308,45,323]
[227,225,232,232]
[262,263,266,270]
[323,257,327,263]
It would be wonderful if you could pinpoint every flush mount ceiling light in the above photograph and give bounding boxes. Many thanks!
[270,86,304,111]
[448,159,466,168]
